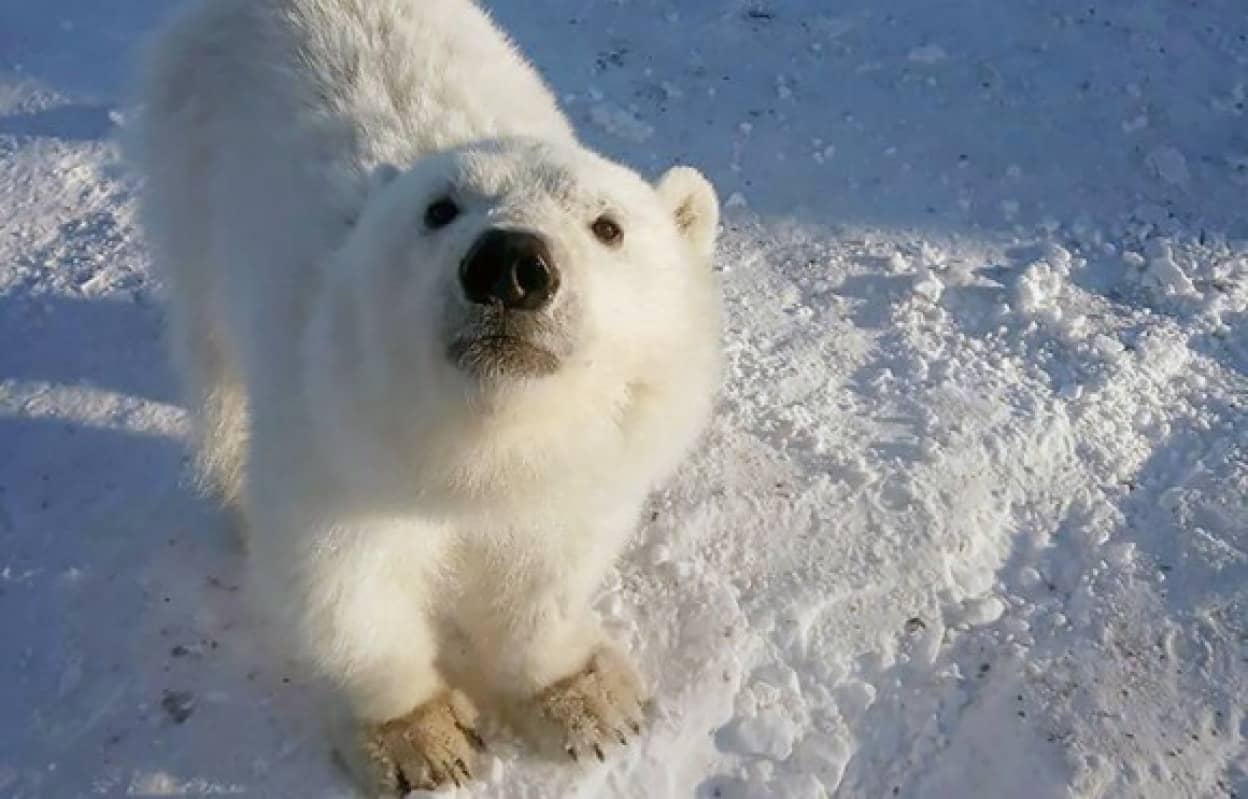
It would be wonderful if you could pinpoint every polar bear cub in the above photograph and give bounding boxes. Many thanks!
[131,0,720,791]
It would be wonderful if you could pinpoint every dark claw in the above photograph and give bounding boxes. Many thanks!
[593,743,605,762]
[629,720,642,735]
[395,767,413,797]
[567,746,579,763]
[458,724,487,752]
[446,763,461,789]
[616,730,629,746]
[455,757,472,780]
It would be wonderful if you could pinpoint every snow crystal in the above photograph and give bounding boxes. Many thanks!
[717,711,798,760]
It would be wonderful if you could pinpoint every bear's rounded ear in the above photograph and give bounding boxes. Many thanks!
[656,166,719,262]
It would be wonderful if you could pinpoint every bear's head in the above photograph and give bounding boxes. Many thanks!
[312,138,721,504]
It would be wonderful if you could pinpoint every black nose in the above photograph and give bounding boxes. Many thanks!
[459,229,559,311]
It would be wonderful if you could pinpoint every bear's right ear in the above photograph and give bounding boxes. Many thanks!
[656,166,719,263]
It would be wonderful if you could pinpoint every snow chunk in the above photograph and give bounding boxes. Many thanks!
[960,595,1006,626]
[1144,241,1198,297]
[588,103,653,142]
[833,680,876,721]
[1014,259,1067,326]
[717,711,799,760]
[1145,146,1190,187]
[918,242,946,269]
[913,271,944,303]
[1104,542,1136,568]
[1042,243,1072,268]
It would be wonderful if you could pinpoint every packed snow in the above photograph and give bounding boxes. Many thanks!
[2,1,1246,797]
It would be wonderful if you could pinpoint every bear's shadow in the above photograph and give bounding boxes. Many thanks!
[0,290,327,795]
[0,292,175,404]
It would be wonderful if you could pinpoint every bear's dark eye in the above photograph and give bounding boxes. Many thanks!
[591,215,623,246]
[425,198,460,229]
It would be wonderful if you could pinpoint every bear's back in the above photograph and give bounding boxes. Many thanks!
[142,0,574,168]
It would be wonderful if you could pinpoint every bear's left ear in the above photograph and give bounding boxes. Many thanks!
[656,166,719,262]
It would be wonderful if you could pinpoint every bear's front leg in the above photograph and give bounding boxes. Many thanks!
[268,532,486,794]
[347,689,485,793]
[456,543,648,762]
[535,642,648,762]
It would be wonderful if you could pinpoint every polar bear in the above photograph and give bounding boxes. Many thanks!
[130,0,720,792]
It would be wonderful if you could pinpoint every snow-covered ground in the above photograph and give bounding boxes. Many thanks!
[3,1,1247,796]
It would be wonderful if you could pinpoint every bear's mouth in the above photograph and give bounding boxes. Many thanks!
[447,334,561,378]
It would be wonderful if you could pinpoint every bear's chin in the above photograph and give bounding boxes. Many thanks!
[447,335,561,380]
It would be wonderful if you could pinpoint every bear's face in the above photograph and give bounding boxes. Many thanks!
[342,139,719,402]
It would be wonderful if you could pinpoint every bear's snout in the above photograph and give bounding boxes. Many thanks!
[459,229,559,312]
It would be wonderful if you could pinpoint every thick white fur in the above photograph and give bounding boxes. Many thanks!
[131,0,720,761]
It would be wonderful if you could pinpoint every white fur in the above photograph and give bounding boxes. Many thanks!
[131,0,720,749]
